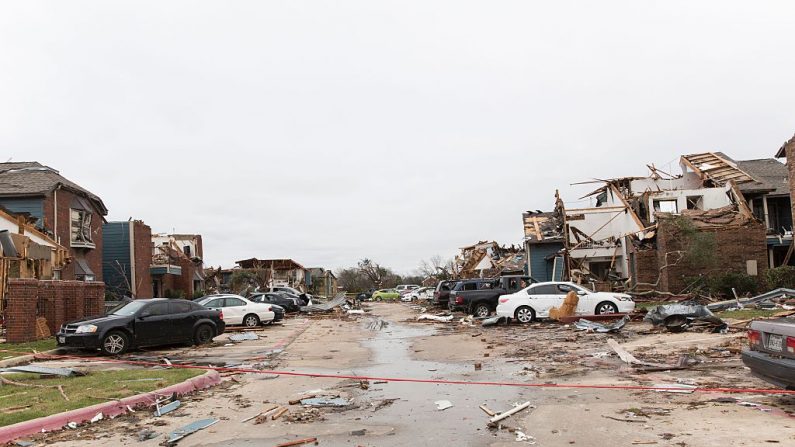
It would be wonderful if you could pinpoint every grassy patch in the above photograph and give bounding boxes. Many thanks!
[634,301,668,311]
[716,308,784,320]
[0,368,203,426]
[0,339,57,361]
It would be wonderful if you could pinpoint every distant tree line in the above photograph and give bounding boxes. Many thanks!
[335,256,454,292]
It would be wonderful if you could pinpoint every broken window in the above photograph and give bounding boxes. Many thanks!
[183,245,191,257]
[70,209,94,248]
[653,199,678,214]
[686,196,703,210]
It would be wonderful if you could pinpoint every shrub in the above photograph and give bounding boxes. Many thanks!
[765,266,795,290]
[705,272,758,297]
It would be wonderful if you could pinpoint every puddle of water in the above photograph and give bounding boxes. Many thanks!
[349,322,535,446]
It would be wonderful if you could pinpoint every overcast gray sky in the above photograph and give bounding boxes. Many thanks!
[2,1,795,273]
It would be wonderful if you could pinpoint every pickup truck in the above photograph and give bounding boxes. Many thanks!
[432,280,458,307]
[448,275,535,317]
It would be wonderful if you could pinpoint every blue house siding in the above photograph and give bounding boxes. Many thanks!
[103,222,132,297]
[527,242,564,282]
[0,198,44,228]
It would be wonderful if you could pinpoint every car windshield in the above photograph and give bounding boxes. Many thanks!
[109,300,150,316]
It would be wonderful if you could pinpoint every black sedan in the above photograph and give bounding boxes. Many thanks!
[56,298,225,355]
[250,292,300,312]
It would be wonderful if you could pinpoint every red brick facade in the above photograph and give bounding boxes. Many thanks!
[654,218,767,293]
[5,279,104,343]
[131,221,153,298]
[41,189,104,281]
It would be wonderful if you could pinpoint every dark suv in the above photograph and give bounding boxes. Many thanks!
[449,275,535,317]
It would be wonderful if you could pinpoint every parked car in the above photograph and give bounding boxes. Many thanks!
[496,281,635,323]
[432,280,458,307]
[449,276,535,317]
[403,286,434,302]
[357,290,374,301]
[271,287,313,306]
[270,304,285,323]
[195,295,275,327]
[56,298,225,355]
[249,292,301,312]
[396,284,420,295]
[372,289,400,301]
[742,318,795,389]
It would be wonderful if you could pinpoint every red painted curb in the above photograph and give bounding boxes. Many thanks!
[0,369,221,444]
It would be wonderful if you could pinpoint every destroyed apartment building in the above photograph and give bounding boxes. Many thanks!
[523,152,788,293]
[453,241,525,279]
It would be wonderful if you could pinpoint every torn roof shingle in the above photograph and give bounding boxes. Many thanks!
[0,161,107,215]
[735,158,789,196]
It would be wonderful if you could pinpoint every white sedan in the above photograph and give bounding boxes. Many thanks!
[496,281,635,323]
[196,295,275,327]
[402,287,434,302]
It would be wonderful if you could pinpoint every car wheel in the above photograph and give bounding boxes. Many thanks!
[101,331,129,355]
[194,324,215,345]
[243,314,260,327]
[595,301,618,315]
[514,306,535,324]
[473,303,491,318]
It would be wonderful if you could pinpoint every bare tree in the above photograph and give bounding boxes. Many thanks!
[358,259,388,288]
[418,255,454,280]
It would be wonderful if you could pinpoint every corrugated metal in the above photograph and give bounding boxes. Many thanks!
[102,221,131,296]
[0,198,44,228]
[527,242,564,282]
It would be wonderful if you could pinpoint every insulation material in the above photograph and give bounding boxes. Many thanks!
[549,291,579,321]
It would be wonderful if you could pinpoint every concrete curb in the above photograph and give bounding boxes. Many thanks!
[0,369,221,444]
[0,348,66,368]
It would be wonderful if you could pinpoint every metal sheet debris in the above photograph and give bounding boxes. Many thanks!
[89,413,103,423]
[229,332,259,342]
[154,400,181,417]
[481,316,509,327]
[300,292,348,312]
[435,400,453,410]
[575,315,630,333]
[166,418,219,444]
[707,288,795,311]
[1,365,81,377]
[300,397,349,407]
[644,303,726,332]
[417,314,454,322]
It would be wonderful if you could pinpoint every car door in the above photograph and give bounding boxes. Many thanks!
[168,300,195,341]
[526,284,563,317]
[223,297,246,325]
[563,284,597,314]
[134,302,171,346]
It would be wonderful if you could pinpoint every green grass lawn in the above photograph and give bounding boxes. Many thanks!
[716,308,785,321]
[634,301,668,311]
[0,339,57,361]
[0,368,203,426]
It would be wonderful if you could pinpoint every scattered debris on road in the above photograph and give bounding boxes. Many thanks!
[488,401,533,424]
[435,400,453,410]
[166,418,219,445]
[644,303,726,333]
[574,315,630,333]
[229,332,259,342]
[417,314,454,322]
[154,400,181,417]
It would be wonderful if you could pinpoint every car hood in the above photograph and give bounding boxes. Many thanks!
[65,314,129,326]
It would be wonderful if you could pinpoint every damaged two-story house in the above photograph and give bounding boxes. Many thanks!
[0,162,108,281]
[524,152,786,293]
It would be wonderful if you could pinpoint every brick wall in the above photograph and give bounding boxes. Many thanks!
[42,189,104,281]
[5,279,104,343]
[787,144,795,225]
[631,248,659,291]
[132,221,153,298]
[655,218,767,294]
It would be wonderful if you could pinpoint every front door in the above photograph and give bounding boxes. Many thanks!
[134,302,171,346]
